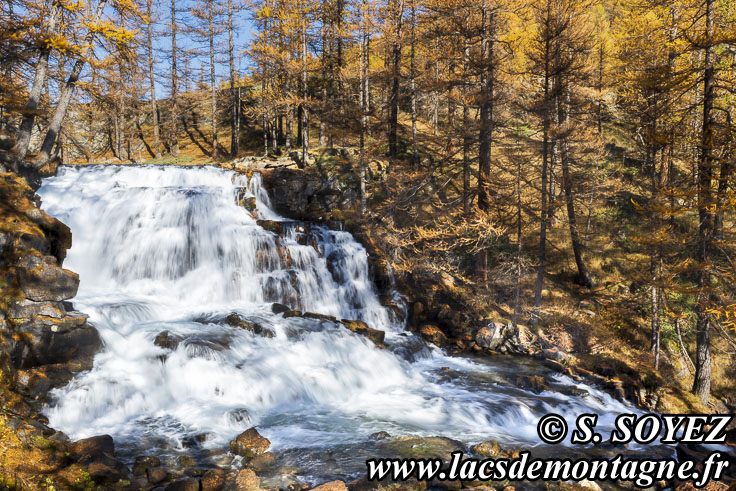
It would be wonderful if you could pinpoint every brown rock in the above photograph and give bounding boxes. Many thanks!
[419,324,447,347]
[225,313,275,338]
[69,434,115,463]
[133,455,161,475]
[340,319,385,347]
[235,469,261,490]
[167,478,201,491]
[310,481,348,491]
[201,468,226,490]
[146,466,168,484]
[154,330,180,350]
[248,451,277,471]
[304,312,338,323]
[229,427,270,458]
[470,440,502,458]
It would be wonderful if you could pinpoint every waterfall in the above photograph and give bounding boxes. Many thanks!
[37,165,661,477]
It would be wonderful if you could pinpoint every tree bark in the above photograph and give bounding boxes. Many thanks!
[170,0,180,155]
[558,78,592,288]
[462,42,471,215]
[208,0,218,159]
[228,0,238,157]
[692,0,715,404]
[359,0,368,215]
[301,18,309,166]
[409,0,417,166]
[147,0,162,159]
[387,0,403,158]
[477,2,494,212]
[532,23,552,326]
[12,2,60,166]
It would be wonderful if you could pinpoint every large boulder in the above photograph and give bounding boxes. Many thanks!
[229,428,270,458]
[16,254,79,302]
[475,322,507,350]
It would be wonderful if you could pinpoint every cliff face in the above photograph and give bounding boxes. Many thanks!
[0,172,102,401]
[0,173,125,489]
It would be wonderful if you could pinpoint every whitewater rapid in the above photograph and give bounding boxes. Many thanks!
[38,165,654,477]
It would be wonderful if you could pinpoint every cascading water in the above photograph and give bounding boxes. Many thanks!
[38,165,667,481]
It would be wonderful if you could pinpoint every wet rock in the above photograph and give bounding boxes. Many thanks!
[167,478,201,491]
[178,455,196,468]
[310,481,348,491]
[230,427,271,458]
[133,455,161,475]
[226,313,275,338]
[235,469,261,490]
[369,431,391,440]
[340,319,385,347]
[147,466,168,484]
[514,374,548,393]
[283,310,303,318]
[470,440,503,458]
[419,324,447,347]
[248,451,277,471]
[69,434,115,463]
[257,219,284,236]
[271,303,291,314]
[304,312,338,323]
[182,432,209,448]
[201,468,226,490]
[16,254,79,302]
[154,330,180,350]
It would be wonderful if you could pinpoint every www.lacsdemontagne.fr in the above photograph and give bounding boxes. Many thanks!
[366,450,731,488]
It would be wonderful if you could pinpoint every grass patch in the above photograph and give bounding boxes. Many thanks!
[142,156,196,165]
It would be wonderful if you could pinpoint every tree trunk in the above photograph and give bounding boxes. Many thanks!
[692,0,714,404]
[228,0,238,157]
[147,0,161,159]
[387,0,403,158]
[462,42,471,216]
[532,32,551,326]
[359,0,368,215]
[12,2,60,166]
[477,3,494,212]
[170,0,180,155]
[208,0,218,159]
[301,19,309,166]
[558,79,592,288]
[409,0,417,166]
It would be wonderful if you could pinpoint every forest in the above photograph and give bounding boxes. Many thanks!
[0,0,736,488]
